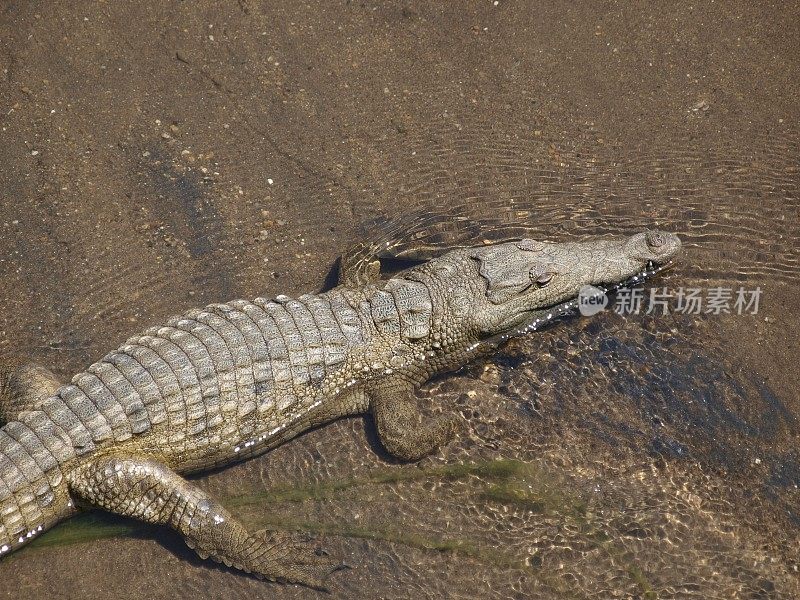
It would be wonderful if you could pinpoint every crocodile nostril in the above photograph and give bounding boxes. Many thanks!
[646,231,666,249]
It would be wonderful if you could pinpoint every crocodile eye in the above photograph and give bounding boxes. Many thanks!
[531,270,555,286]
[646,231,666,248]
[537,272,555,286]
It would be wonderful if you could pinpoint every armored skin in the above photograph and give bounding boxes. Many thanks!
[0,231,680,588]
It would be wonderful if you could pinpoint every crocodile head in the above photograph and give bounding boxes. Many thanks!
[411,230,681,346]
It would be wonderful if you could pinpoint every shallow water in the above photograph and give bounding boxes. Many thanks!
[1,1,798,598]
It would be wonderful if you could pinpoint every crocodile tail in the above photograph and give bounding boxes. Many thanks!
[0,422,75,557]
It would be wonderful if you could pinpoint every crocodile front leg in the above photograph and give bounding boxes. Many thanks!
[338,241,382,286]
[370,379,463,461]
[68,457,344,589]
[0,360,62,423]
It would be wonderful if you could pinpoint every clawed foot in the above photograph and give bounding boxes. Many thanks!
[247,530,349,591]
[70,454,350,591]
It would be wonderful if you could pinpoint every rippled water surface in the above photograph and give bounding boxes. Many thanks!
[0,1,798,598]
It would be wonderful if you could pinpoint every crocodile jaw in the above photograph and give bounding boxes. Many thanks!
[416,230,681,345]
[487,257,677,345]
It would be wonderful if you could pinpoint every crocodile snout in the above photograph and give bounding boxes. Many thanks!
[627,230,682,264]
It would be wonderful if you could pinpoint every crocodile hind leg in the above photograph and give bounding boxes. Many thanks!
[0,360,62,423]
[370,379,464,461]
[68,456,345,589]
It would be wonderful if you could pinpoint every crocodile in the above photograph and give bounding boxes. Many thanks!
[0,230,680,588]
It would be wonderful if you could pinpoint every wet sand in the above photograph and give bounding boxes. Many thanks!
[0,1,798,598]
